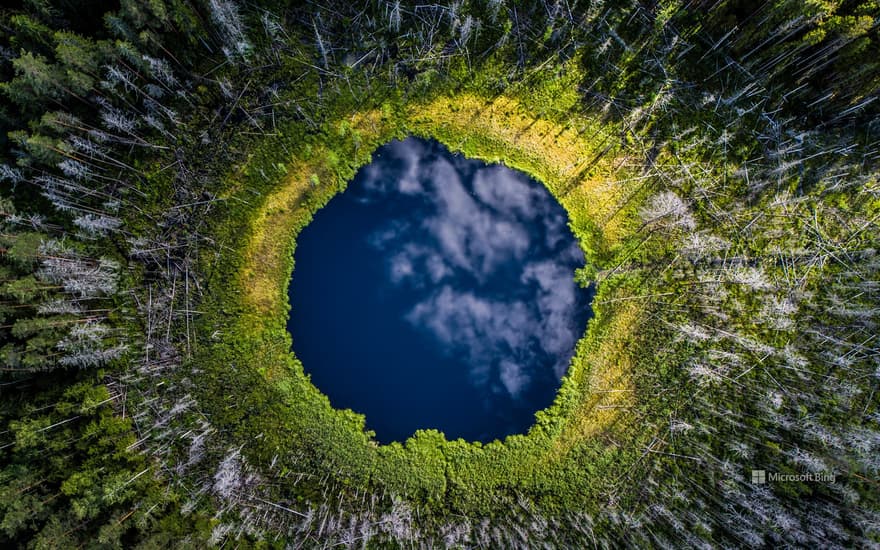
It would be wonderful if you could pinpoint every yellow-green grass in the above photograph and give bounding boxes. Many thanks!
[211,90,650,509]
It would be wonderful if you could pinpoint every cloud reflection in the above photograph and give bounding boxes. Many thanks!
[363,138,587,400]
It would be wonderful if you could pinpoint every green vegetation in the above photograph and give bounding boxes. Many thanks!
[1,0,878,547]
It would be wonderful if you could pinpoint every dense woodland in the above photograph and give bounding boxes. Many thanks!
[0,0,878,547]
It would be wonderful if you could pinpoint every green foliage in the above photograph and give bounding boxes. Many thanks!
[0,375,211,547]
[0,0,877,546]
[1,51,64,106]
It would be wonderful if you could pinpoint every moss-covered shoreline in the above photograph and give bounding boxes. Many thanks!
[192,83,655,521]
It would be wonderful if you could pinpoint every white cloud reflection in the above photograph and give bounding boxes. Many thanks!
[364,138,587,399]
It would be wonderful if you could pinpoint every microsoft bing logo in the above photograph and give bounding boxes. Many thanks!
[749,468,834,484]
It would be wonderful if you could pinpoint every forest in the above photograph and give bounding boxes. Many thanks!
[0,0,878,547]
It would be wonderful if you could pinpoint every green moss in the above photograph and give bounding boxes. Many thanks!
[188,73,659,523]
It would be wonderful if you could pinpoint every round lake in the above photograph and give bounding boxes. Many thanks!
[288,137,594,443]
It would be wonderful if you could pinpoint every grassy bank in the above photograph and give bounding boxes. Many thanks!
[193,82,654,520]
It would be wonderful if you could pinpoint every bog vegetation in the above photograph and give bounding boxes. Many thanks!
[0,0,878,547]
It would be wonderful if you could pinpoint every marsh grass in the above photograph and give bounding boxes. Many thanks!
[194,81,655,517]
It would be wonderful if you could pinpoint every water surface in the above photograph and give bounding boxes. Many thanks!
[288,137,593,443]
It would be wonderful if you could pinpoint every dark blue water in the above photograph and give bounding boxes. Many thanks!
[288,137,593,443]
